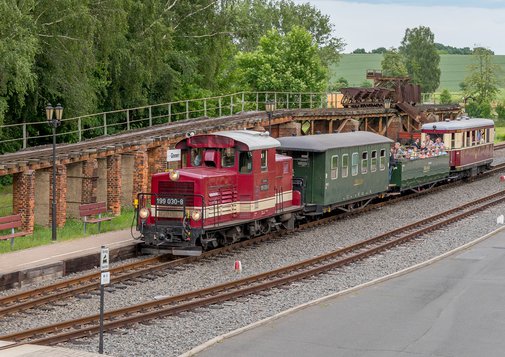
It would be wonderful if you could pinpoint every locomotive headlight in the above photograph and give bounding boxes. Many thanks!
[191,210,202,221]
[169,170,180,181]
[139,207,150,220]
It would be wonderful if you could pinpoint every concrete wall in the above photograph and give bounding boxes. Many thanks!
[34,170,49,226]
[121,154,134,208]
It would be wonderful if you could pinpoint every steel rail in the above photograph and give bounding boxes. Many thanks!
[2,161,505,316]
[1,189,504,347]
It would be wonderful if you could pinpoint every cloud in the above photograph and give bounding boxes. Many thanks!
[337,0,505,8]
[291,1,505,54]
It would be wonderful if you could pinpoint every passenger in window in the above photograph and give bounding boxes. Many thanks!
[424,135,433,149]
[434,137,445,150]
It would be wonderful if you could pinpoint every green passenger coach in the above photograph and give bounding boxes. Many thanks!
[390,155,450,192]
[277,132,393,215]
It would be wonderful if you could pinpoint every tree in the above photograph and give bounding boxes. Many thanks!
[381,48,408,77]
[328,76,348,92]
[235,26,327,92]
[439,89,453,104]
[352,48,366,54]
[399,26,440,93]
[0,0,38,127]
[371,47,387,54]
[496,102,505,120]
[463,47,502,105]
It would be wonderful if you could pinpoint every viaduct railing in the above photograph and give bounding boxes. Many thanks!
[0,91,329,152]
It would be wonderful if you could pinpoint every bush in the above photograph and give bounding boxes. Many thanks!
[465,101,492,118]
[439,89,452,104]
[496,102,505,119]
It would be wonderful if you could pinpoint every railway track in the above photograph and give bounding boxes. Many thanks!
[2,161,505,317]
[1,188,504,348]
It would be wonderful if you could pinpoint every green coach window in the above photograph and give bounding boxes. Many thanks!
[371,150,377,172]
[351,152,358,176]
[342,154,349,178]
[331,155,338,179]
[361,151,368,174]
[379,149,386,170]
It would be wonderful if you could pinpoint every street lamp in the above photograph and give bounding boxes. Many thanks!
[265,100,275,135]
[46,103,63,241]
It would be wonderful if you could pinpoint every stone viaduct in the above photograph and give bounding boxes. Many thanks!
[0,104,460,234]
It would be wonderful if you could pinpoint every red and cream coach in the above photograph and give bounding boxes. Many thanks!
[135,130,301,255]
[421,117,494,177]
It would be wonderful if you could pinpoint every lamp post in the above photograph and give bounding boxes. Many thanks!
[265,100,275,135]
[46,103,63,241]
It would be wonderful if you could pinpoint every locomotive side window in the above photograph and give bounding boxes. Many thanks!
[221,148,235,168]
[351,152,358,176]
[331,155,338,180]
[379,149,386,170]
[371,150,377,172]
[342,154,349,178]
[191,148,203,166]
[361,151,368,174]
[239,152,252,173]
[451,133,456,149]
[261,150,268,171]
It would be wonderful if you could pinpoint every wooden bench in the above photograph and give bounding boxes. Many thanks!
[0,214,29,249]
[79,202,113,234]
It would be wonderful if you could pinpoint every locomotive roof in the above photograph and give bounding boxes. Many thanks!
[211,130,280,150]
[422,118,494,131]
[277,132,393,152]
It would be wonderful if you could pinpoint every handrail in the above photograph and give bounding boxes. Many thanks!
[0,91,328,153]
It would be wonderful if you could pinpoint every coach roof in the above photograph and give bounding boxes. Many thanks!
[422,118,494,131]
[277,132,393,152]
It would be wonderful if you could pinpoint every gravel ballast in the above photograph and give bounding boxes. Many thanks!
[3,165,505,357]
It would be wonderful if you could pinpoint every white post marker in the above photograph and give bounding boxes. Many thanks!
[99,246,109,354]
[101,271,110,285]
[497,215,504,225]
[100,247,109,271]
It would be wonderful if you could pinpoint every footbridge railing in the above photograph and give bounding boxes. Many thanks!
[0,91,328,153]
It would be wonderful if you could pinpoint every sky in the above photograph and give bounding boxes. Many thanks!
[290,0,505,54]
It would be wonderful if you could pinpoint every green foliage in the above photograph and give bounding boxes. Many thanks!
[235,26,327,92]
[360,80,372,88]
[399,26,441,93]
[463,47,502,105]
[381,48,408,77]
[465,100,492,118]
[353,48,366,54]
[371,47,387,54]
[434,43,473,55]
[0,0,38,126]
[328,77,349,92]
[439,89,453,104]
[496,102,505,120]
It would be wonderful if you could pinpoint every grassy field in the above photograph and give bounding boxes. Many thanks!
[331,54,505,92]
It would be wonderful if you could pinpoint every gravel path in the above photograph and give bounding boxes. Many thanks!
[3,156,505,356]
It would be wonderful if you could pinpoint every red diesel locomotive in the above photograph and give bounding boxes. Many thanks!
[135,130,301,255]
